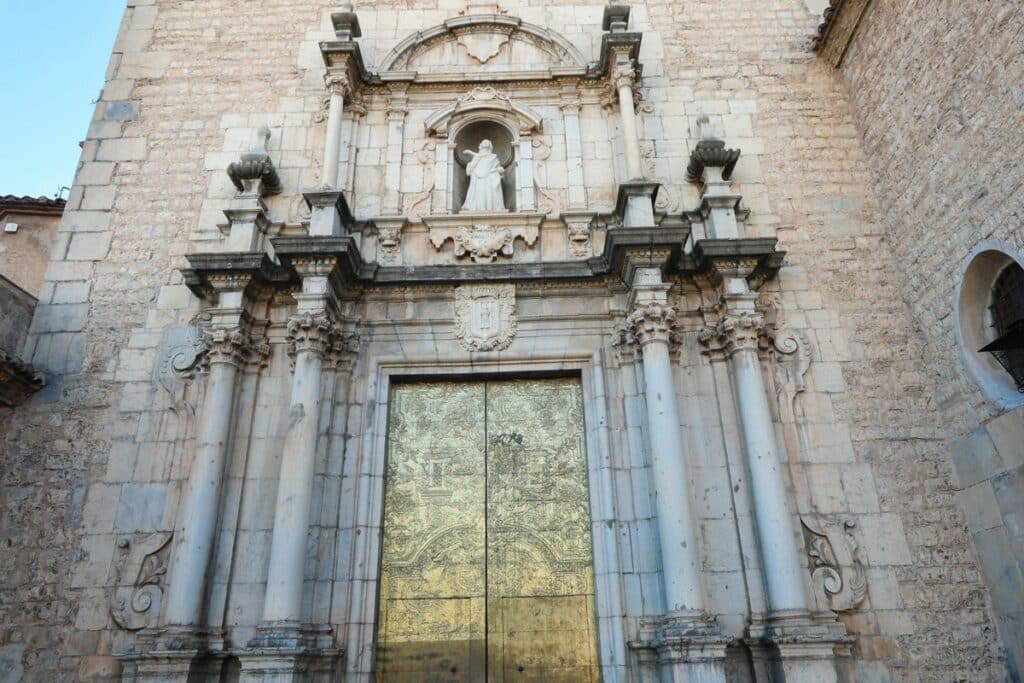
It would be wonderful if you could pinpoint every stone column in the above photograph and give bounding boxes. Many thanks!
[613,56,643,181]
[700,289,847,682]
[243,266,342,682]
[704,297,810,614]
[163,316,253,630]
[627,269,704,614]
[321,73,348,189]
[627,267,728,682]
[261,312,333,626]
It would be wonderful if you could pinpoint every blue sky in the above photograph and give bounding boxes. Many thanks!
[0,2,125,198]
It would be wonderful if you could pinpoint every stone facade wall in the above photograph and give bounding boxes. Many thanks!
[827,1,1024,679]
[0,1,1013,682]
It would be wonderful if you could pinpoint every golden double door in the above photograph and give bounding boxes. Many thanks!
[375,378,600,682]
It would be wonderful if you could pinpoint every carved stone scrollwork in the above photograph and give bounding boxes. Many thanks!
[801,516,868,612]
[453,284,517,352]
[454,224,515,263]
[426,214,542,263]
[627,302,678,346]
[377,226,402,264]
[110,532,173,631]
[771,329,812,424]
[610,319,640,365]
[286,313,333,359]
[566,220,591,258]
[698,310,767,358]
[404,139,437,220]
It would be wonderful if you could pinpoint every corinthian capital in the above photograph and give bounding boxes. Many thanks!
[628,301,678,346]
[325,329,360,372]
[325,72,350,97]
[286,313,333,358]
[204,327,255,367]
[698,310,766,357]
[612,62,636,91]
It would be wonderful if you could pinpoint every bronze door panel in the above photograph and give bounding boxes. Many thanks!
[376,379,599,682]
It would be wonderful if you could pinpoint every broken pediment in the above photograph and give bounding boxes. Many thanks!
[379,15,588,79]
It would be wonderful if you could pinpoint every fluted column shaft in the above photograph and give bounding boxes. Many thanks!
[261,313,334,623]
[164,327,250,627]
[629,293,705,614]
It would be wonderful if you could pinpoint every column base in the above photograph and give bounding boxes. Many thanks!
[238,622,343,683]
[117,626,227,682]
[747,610,853,683]
[630,611,730,683]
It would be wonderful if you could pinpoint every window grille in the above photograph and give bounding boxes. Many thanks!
[980,262,1024,391]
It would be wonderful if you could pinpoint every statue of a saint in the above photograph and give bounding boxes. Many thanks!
[461,139,506,212]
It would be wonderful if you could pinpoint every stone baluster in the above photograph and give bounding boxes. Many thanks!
[626,268,705,614]
[163,297,258,630]
[321,73,349,189]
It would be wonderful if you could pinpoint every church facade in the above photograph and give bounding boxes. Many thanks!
[1,1,1021,682]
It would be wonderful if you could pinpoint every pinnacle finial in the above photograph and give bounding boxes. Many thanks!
[253,124,271,154]
[697,113,713,142]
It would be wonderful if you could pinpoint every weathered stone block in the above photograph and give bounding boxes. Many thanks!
[113,483,168,532]
[951,427,1005,489]
[96,137,148,162]
[66,232,113,261]
[957,481,1002,533]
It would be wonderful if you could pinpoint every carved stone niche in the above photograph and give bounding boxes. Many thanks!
[425,87,544,216]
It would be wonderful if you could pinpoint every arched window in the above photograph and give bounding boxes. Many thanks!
[980,261,1024,390]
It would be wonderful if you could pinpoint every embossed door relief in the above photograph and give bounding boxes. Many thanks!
[376,379,600,682]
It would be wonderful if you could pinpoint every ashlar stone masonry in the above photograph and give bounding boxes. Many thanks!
[0,1,1017,682]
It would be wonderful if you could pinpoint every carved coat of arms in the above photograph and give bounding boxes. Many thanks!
[454,284,517,352]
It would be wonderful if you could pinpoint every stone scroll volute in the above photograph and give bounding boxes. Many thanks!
[109,532,173,631]
[801,516,868,613]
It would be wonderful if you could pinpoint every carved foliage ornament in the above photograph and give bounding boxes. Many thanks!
[627,302,678,346]
[801,516,868,612]
[427,216,541,263]
[698,310,767,357]
[204,327,268,368]
[110,533,173,631]
[454,284,517,352]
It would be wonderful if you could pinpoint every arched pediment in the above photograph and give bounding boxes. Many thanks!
[425,86,543,136]
[380,15,588,78]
